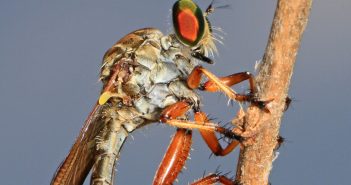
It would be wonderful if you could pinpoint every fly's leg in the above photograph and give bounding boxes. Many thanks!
[187,66,271,111]
[194,112,240,156]
[153,128,193,185]
[161,102,241,155]
[191,174,235,185]
[188,67,287,151]
[153,101,193,185]
[153,101,241,185]
[202,72,256,94]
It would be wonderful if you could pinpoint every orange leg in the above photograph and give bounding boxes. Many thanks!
[153,128,192,185]
[159,100,191,123]
[195,112,240,156]
[153,101,242,185]
[165,117,241,141]
[202,72,256,94]
[187,66,253,101]
[188,66,271,111]
[153,101,193,185]
[191,174,235,185]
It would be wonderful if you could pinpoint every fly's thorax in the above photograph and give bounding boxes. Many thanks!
[98,27,201,122]
[100,28,164,86]
[160,34,199,78]
[127,33,200,119]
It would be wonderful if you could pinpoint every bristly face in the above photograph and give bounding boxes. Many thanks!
[172,0,216,56]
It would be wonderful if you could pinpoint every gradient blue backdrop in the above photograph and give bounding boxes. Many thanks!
[1,0,350,184]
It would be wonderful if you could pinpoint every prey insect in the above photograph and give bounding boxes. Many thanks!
[51,0,267,184]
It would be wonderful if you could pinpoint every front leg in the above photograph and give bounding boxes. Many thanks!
[187,66,271,111]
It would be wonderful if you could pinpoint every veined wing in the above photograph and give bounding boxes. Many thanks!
[51,27,164,185]
[51,102,105,185]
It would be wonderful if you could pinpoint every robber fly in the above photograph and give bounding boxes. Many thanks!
[51,1,265,185]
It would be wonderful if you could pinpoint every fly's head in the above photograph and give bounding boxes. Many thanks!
[172,0,217,64]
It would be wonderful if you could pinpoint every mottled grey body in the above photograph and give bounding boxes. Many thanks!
[100,28,200,125]
[90,28,202,185]
[51,27,204,185]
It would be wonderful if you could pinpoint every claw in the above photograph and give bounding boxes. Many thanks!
[284,96,292,111]
[250,97,274,113]
[219,128,243,142]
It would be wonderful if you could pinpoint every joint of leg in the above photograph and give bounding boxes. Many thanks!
[245,94,273,113]
[220,129,243,142]
[160,114,170,123]
[198,83,206,91]
[212,151,222,156]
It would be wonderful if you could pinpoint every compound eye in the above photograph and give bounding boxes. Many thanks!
[172,0,205,47]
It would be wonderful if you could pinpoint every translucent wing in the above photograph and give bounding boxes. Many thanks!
[51,103,105,185]
[51,28,164,185]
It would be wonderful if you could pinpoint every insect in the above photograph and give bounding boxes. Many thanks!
[51,0,266,184]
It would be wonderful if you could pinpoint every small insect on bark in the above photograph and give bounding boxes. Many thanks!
[51,0,267,185]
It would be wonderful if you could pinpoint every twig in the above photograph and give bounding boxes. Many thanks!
[234,1,313,184]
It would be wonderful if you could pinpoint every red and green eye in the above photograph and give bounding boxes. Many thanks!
[172,0,205,47]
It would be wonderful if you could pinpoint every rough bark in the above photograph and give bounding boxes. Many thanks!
[234,1,313,184]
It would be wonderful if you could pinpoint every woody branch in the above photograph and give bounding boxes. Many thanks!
[234,0,313,184]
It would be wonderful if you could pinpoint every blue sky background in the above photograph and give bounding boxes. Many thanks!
[0,0,350,184]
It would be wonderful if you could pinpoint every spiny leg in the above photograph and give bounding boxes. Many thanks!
[154,101,242,185]
[195,112,240,156]
[163,104,243,156]
[202,72,256,94]
[191,174,235,185]
[187,66,271,111]
[160,101,240,140]
[166,117,241,141]
[187,66,252,101]
[153,101,193,185]
[153,128,192,185]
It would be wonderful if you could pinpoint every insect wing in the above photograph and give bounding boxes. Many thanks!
[51,103,104,185]
[52,27,164,185]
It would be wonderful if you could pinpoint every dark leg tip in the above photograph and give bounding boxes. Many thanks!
[250,97,273,113]
[223,130,243,142]
[284,96,292,111]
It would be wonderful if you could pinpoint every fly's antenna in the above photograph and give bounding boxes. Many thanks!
[203,0,230,48]
[205,0,216,16]
[205,0,231,17]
